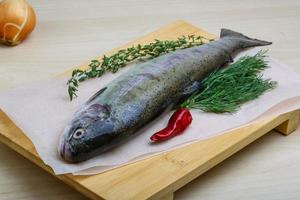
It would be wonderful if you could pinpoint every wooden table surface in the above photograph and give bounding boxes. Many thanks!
[0,0,300,199]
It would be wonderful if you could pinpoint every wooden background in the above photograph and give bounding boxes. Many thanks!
[0,0,300,199]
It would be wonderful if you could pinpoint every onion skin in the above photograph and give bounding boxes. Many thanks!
[0,0,36,46]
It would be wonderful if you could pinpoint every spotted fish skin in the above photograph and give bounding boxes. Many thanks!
[59,29,271,162]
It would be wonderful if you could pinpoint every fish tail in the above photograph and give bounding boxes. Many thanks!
[220,29,272,47]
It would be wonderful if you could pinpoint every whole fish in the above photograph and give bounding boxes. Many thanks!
[59,29,271,162]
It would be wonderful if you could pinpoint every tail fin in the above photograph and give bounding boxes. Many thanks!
[220,29,272,48]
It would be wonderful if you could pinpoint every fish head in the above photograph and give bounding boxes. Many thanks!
[59,103,115,163]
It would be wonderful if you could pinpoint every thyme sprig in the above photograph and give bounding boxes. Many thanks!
[67,35,213,100]
[181,51,277,113]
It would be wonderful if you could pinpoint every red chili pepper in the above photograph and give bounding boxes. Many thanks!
[150,108,192,142]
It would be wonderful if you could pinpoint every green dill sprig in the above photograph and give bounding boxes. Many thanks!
[180,51,277,113]
[67,35,213,100]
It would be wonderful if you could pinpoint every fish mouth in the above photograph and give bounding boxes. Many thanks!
[58,134,75,163]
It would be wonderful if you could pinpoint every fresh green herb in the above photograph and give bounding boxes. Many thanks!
[67,35,213,100]
[180,51,277,113]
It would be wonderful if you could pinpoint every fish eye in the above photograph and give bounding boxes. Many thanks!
[73,128,85,139]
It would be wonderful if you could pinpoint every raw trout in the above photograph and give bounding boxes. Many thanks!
[59,29,271,162]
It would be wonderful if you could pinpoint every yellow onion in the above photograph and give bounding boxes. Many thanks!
[0,0,36,46]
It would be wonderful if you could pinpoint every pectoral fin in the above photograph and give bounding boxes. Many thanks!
[182,81,203,97]
[173,81,204,109]
[87,87,107,104]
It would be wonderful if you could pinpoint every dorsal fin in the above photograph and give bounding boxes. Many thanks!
[87,87,107,104]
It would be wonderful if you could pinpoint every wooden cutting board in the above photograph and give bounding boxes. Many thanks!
[0,20,299,200]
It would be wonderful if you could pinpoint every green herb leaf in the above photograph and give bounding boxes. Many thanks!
[180,51,277,113]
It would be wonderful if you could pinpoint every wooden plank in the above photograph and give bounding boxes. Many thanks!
[0,20,299,200]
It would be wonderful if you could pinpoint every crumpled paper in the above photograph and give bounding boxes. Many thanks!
[0,48,300,175]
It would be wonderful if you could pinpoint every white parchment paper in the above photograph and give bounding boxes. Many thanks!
[0,48,300,175]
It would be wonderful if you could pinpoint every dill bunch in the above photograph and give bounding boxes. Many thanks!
[180,51,277,113]
[67,35,212,100]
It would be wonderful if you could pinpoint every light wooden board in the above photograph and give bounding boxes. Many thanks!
[0,20,299,200]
